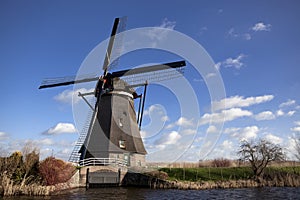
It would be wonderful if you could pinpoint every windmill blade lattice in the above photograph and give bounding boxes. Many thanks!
[122,65,185,86]
[39,73,98,89]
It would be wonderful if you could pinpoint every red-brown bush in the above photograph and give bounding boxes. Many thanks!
[39,157,75,185]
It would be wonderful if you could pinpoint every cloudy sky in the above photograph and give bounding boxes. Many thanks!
[0,0,300,162]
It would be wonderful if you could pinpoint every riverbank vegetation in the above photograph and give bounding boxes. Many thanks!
[1,138,300,196]
[159,166,300,182]
[0,142,76,196]
[153,138,300,189]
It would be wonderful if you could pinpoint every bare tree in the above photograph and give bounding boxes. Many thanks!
[292,135,300,161]
[20,141,39,186]
[238,139,285,178]
[212,158,232,167]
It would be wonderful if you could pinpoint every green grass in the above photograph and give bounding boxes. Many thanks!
[159,166,300,182]
[266,166,300,175]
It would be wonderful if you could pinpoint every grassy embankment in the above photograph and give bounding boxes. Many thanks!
[159,166,300,182]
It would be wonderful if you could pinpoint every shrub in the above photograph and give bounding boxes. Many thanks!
[39,157,75,185]
[212,158,231,167]
[146,171,169,180]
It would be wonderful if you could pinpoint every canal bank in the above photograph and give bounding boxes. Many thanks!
[1,165,300,196]
[52,166,300,195]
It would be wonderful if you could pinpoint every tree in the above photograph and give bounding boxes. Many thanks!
[20,141,40,186]
[0,151,23,181]
[238,139,285,178]
[292,135,300,161]
[212,158,231,167]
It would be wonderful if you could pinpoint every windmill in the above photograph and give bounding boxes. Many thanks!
[39,17,186,167]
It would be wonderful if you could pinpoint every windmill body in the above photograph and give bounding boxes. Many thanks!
[79,78,147,166]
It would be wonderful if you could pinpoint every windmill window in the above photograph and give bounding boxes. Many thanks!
[119,140,126,149]
[119,118,123,127]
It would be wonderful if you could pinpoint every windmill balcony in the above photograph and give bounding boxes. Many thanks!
[79,157,128,167]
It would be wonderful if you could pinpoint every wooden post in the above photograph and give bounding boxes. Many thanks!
[139,81,148,130]
[86,168,90,190]
[118,168,121,186]
[183,162,185,180]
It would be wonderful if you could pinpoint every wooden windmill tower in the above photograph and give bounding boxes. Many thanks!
[39,17,186,167]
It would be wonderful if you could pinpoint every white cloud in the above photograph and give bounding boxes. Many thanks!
[175,117,194,127]
[161,115,169,122]
[39,138,54,145]
[227,28,238,38]
[146,18,176,44]
[166,117,194,129]
[226,22,271,42]
[212,95,274,111]
[215,62,221,71]
[285,136,298,160]
[225,126,260,141]
[54,88,94,104]
[243,33,251,40]
[0,132,9,140]
[206,125,218,134]
[207,139,236,160]
[254,111,275,121]
[227,28,252,41]
[224,127,241,134]
[287,110,296,116]
[43,123,77,135]
[154,131,181,147]
[199,108,252,125]
[205,73,216,79]
[142,104,169,138]
[291,126,300,132]
[221,140,233,148]
[276,109,285,116]
[159,18,176,29]
[223,54,246,69]
[264,134,282,144]
[294,121,300,126]
[279,99,296,108]
[252,22,271,31]
[240,126,259,141]
[276,109,296,117]
[181,128,197,135]
[140,130,147,138]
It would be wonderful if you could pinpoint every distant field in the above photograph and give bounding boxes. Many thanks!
[159,166,300,181]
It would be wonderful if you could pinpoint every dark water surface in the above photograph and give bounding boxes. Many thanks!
[2,187,300,200]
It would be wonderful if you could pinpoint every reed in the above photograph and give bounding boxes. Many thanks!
[0,173,53,196]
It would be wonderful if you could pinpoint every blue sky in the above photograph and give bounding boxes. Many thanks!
[0,0,300,162]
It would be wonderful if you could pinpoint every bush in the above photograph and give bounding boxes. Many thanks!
[212,158,231,167]
[39,157,75,185]
[146,171,169,180]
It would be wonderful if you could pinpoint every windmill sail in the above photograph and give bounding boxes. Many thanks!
[38,61,185,89]
[39,74,98,89]
[117,61,186,86]
[108,16,127,71]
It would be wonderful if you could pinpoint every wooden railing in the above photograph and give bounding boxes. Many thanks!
[79,158,128,167]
